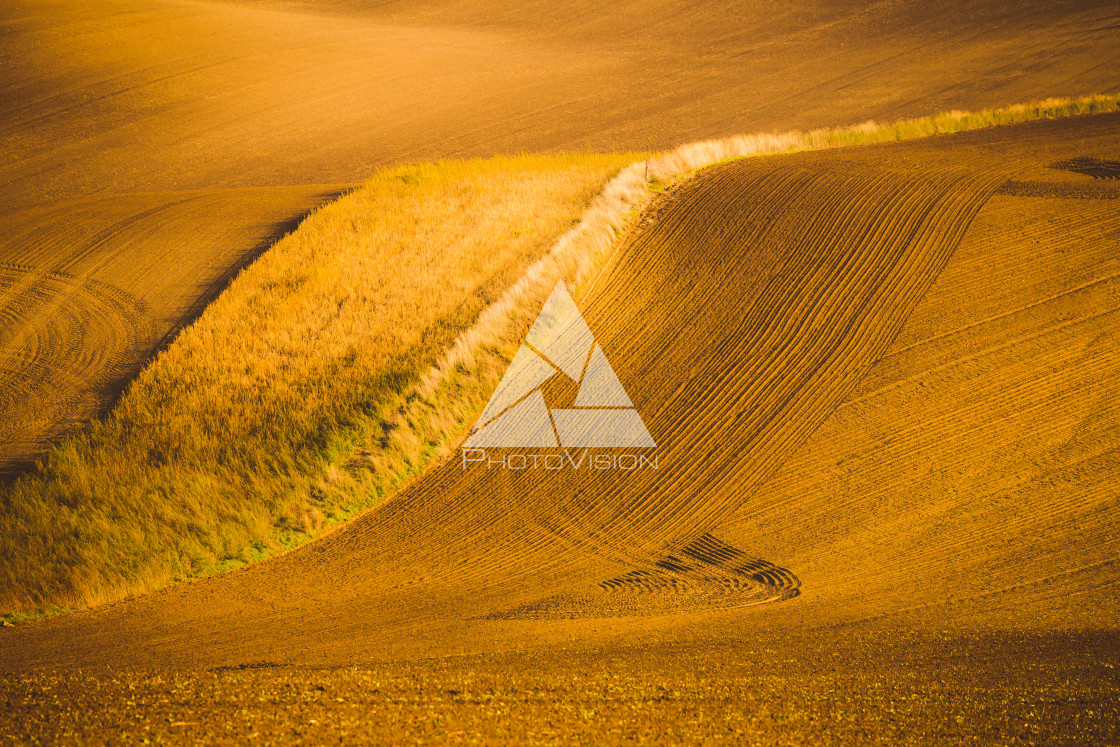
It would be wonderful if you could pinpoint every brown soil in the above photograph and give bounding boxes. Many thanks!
[3,632,1118,745]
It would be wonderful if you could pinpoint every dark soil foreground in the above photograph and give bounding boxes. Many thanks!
[3,630,1118,745]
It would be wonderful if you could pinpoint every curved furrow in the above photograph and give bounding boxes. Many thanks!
[714,143,1120,629]
[0,185,345,471]
[298,161,999,605]
[488,533,799,619]
[0,266,151,471]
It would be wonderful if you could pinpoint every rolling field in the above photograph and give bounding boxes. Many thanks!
[2,0,1119,472]
[3,0,1120,741]
[2,113,1118,742]
[717,126,1120,633]
[4,98,1113,621]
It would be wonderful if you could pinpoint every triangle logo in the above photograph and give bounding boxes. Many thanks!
[464,281,656,448]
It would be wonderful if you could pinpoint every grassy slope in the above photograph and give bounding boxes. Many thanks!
[2,96,1118,619]
[0,154,638,614]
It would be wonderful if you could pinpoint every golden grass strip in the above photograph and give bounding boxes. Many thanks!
[0,154,638,615]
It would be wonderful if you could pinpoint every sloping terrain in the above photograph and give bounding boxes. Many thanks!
[2,0,1118,470]
[0,186,346,474]
[612,117,1120,642]
[717,115,1120,632]
[0,155,636,614]
[7,0,1116,198]
[5,114,1118,679]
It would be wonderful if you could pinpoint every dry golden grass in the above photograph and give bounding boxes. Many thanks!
[0,185,348,476]
[2,96,1117,620]
[0,154,638,615]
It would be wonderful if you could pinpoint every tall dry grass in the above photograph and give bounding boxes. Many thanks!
[3,95,1117,618]
[0,154,638,615]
